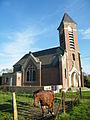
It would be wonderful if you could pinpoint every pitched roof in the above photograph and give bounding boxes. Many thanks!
[62,13,76,24]
[14,46,64,67]
[57,13,76,30]
[33,46,64,57]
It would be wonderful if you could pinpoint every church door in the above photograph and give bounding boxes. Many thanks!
[71,72,79,87]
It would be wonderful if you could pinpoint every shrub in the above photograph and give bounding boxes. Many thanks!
[84,75,90,88]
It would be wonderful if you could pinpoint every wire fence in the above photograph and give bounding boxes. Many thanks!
[55,87,81,119]
[0,87,81,120]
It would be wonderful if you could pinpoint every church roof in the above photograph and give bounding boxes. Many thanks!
[33,46,64,57]
[62,13,76,24]
[57,13,76,30]
[14,46,64,67]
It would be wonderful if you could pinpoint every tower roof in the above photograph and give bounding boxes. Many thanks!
[62,13,76,24]
[57,13,76,30]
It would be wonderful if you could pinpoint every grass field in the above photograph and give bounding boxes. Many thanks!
[0,90,90,120]
[56,91,90,120]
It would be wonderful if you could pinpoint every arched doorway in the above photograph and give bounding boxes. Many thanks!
[71,72,79,87]
[69,67,81,88]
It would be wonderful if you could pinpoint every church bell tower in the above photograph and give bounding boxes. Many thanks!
[57,13,81,88]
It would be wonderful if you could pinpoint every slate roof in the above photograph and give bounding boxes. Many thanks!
[14,46,64,67]
[57,13,76,30]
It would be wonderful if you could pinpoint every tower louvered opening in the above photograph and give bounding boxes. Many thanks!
[68,26,75,50]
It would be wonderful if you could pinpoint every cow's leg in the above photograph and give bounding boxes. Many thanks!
[41,106,44,117]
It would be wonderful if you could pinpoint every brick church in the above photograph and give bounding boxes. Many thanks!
[2,13,83,91]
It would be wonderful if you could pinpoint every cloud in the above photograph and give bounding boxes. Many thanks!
[3,27,47,55]
[4,32,33,55]
[0,27,47,71]
[79,28,90,39]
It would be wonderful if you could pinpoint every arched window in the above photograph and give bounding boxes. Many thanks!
[26,65,36,81]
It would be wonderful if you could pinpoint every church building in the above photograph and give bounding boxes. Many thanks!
[2,13,83,91]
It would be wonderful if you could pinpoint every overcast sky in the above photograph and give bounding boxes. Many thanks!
[0,0,90,74]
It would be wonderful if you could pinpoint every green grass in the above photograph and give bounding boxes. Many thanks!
[0,91,13,120]
[56,101,90,120]
[0,90,90,120]
[55,91,79,98]
[0,91,34,120]
[56,91,90,120]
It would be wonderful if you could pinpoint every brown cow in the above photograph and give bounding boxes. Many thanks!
[33,90,55,116]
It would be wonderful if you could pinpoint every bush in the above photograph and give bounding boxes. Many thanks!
[84,76,90,88]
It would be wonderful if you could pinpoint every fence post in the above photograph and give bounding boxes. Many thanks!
[13,92,18,120]
[55,98,61,118]
[76,91,79,104]
[71,88,74,107]
[62,90,65,114]
[79,87,82,98]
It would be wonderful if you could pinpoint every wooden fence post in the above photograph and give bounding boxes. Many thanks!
[79,87,82,98]
[55,98,61,117]
[76,91,79,104]
[71,88,74,107]
[62,90,65,114]
[13,92,18,120]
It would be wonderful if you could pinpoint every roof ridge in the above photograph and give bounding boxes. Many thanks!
[63,13,76,24]
[57,13,76,30]
[33,46,60,54]
[33,46,64,57]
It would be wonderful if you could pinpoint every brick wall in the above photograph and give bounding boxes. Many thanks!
[2,73,16,86]
[41,67,60,86]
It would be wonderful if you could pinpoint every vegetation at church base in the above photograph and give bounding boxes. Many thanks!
[0,90,90,120]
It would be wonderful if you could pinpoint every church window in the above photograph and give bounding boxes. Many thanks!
[72,53,75,61]
[27,71,29,81]
[26,65,36,81]
[33,70,36,81]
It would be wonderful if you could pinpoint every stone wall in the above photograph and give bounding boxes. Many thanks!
[0,85,44,93]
